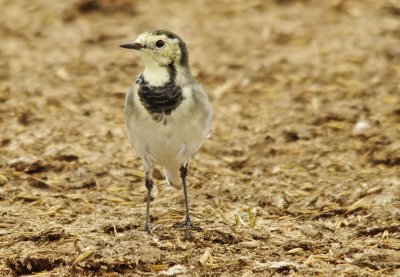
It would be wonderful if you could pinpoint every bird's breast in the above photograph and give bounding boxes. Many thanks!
[138,81,183,116]
[127,85,210,165]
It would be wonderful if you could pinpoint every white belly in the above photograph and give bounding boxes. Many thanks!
[126,86,210,166]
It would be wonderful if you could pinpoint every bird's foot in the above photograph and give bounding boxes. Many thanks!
[144,225,153,235]
[172,217,203,235]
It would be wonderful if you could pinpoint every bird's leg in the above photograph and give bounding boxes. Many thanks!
[144,176,154,234]
[173,163,202,233]
[143,161,154,234]
[180,164,192,225]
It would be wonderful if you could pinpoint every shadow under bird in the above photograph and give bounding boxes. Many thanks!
[120,30,211,235]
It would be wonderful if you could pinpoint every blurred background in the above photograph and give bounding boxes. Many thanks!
[1,0,400,275]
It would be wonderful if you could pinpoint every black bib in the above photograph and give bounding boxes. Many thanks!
[137,63,183,119]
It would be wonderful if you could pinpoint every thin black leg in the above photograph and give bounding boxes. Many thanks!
[144,176,153,234]
[180,164,191,224]
[173,163,202,235]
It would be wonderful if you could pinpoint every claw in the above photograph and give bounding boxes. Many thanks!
[173,217,202,232]
[144,225,153,234]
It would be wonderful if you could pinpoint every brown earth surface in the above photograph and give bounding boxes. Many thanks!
[1,0,400,276]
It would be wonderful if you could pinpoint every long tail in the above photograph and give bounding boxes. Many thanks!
[163,165,181,189]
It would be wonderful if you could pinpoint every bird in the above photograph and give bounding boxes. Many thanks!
[120,30,211,235]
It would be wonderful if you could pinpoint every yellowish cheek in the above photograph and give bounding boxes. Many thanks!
[163,47,179,62]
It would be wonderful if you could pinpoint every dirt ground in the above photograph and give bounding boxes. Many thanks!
[1,0,400,276]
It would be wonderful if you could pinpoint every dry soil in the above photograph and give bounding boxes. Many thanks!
[1,0,400,276]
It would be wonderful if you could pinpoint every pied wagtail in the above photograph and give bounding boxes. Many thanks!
[120,30,211,234]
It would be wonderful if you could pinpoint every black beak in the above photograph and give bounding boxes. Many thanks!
[119,42,143,50]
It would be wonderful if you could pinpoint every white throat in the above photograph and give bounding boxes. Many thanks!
[140,55,170,86]
[143,65,170,86]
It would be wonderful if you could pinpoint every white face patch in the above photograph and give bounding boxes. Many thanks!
[132,33,183,86]
[134,33,149,45]
[134,33,181,66]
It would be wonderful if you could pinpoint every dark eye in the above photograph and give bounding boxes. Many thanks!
[155,40,165,48]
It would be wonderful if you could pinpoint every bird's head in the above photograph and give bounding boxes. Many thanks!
[120,30,189,68]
